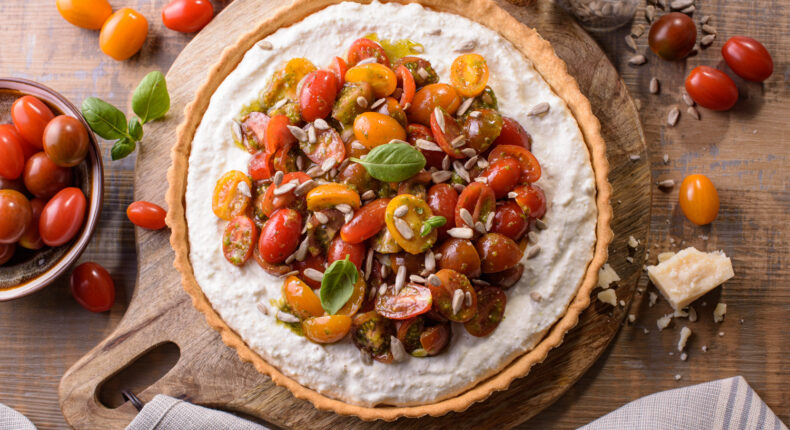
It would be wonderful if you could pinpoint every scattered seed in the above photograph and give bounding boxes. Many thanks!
[356,57,377,66]
[452,183,465,193]
[667,107,680,126]
[629,154,641,161]
[280,270,300,278]
[336,203,353,214]
[434,107,446,133]
[526,245,541,259]
[631,24,645,38]
[528,231,539,243]
[628,54,647,66]
[442,155,451,170]
[424,251,436,273]
[451,135,466,148]
[273,98,288,110]
[663,153,670,164]
[351,140,366,150]
[361,190,376,200]
[287,125,307,141]
[452,161,470,183]
[657,179,676,189]
[477,158,489,169]
[380,264,389,279]
[649,77,660,94]
[528,102,550,116]
[295,179,317,197]
[294,237,309,262]
[670,0,693,9]
[461,148,477,158]
[273,182,297,196]
[416,138,442,152]
[394,204,409,218]
[276,311,300,323]
[314,211,329,225]
[484,212,494,232]
[236,180,252,198]
[459,208,474,227]
[395,265,407,293]
[455,40,477,52]
[645,5,656,22]
[257,40,273,50]
[625,35,637,52]
[447,227,474,239]
[321,157,337,172]
[378,283,388,297]
[431,170,453,183]
[394,217,414,240]
[681,5,695,14]
[700,15,710,24]
[369,98,387,110]
[687,106,701,120]
[257,303,269,315]
[409,274,426,284]
[303,268,324,282]
[473,177,488,184]
[356,96,369,108]
[465,291,472,307]
[700,34,716,47]
[469,110,481,118]
[471,278,490,287]
[535,218,548,230]
[530,292,542,302]
[474,221,486,235]
[390,336,408,362]
[507,191,518,199]
[428,274,441,287]
[452,289,464,314]
[701,24,717,34]
[626,256,634,263]
[456,97,475,117]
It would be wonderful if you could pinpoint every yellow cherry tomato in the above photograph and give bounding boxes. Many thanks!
[385,194,437,255]
[212,170,252,221]
[303,315,352,343]
[353,112,406,149]
[450,54,490,97]
[336,276,366,317]
[282,276,325,319]
[344,63,397,98]
[306,183,361,211]
[679,174,719,225]
[261,58,317,109]
[56,0,112,30]
[99,8,148,61]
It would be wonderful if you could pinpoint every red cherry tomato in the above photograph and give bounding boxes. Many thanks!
[0,124,36,161]
[479,158,521,199]
[426,184,458,239]
[19,198,46,250]
[722,36,773,82]
[264,114,296,154]
[375,282,432,320]
[489,144,541,184]
[23,152,73,199]
[42,115,90,167]
[395,65,416,109]
[430,108,465,159]
[491,200,528,240]
[0,177,26,193]
[0,190,32,244]
[258,208,302,264]
[127,201,167,230]
[328,56,348,88]
[512,184,546,219]
[347,38,390,68]
[293,253,325,289]
[222,215,258,266]
[454,182,495,228]
[476,233,522,273]
[327,236,366,271]
[70,262,115,312]
[464,286,506,337]
[491,117,531,151]
[248,151,275,181]
[648,12,697,61]
[679,174,719,225]
[299,70,338,122]
[407,123,443,169]
[0,125,25,179]
[11,96,55,149]
[39,187,86,247]
[258,172,311,217]
[685,66,738,111]
[162,0,213,33]
[300,127,346,165]
[340,198,390,244]
[0,243,14,265]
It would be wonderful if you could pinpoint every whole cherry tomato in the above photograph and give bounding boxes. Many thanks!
[70,262,115,312]
[56,0,112,30]
[685,66,738,111]
[0,243,14,266]
[407,83,461,126]
[0,190,32,244]
[512,184,547,219]
[162,0,214,33]
[18,198,46,250]
[491,117,532,151]
[464,286,506,337]
[679,174,719,225]
[722,36,773,82]
[100,8,148,61]
[127,201,167,230]
[0,125,25,180]
[488,144,541,183]
[0,176,26,194]
[39,187,86,247]
[353,112,406,149]
[479,158,521,199]
[11,96,55,149]
[347,38,390,68]
[450,54,489,97]
[340,198,390,244]
[648,12,697,61]
[258,208,302,264]
[476,233,522,273]
[298,70,338,122]
[491,200,528,240]
[23,152,73,199]
[438,238,482,278]
[426,184,458,239]
[327,236,366,271]
[462,108,502,153]
[43,116,89,167]
[0,124,36,161]
[222,215,258,266]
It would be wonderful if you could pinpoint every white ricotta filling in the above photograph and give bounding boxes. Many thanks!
[185,1,597,406]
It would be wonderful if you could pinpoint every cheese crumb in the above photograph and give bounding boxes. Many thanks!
[688,306,698,322]
[674,308,689,318]
[649,292,658,307]
[646,247,735,310]
[713,303,727,323]
[597,289,618,306]
[657,314,673,330]
[675,374,682,381]
[657,252,675,263]
[619,300,626,307]
[628,314,636,323]
[680,352,688,361]
[701,345,708,352]
[628,235,639,248]
[598,263,620,289]
[677,326,692,351]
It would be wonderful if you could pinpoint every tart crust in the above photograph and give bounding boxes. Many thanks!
[166,0,613,420]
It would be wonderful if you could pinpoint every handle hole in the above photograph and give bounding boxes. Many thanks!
[98,341,180,409]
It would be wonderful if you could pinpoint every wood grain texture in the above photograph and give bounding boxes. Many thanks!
[0,0,787,429]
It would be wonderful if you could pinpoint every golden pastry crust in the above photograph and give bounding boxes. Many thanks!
[166,0,613,421]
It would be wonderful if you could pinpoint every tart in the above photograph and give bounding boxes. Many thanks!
[167,0,612,420]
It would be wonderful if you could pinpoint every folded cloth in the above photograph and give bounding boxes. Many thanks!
[0,402,36,430]
[582,376,788,430]
[126,395,268,430]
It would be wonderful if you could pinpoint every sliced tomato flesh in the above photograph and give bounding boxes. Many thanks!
[375,282,432,320]
[430,107,465,159]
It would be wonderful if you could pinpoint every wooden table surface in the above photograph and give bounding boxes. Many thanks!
[0,0,787,428]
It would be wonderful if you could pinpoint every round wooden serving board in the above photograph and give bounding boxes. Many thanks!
[59,0,650,428]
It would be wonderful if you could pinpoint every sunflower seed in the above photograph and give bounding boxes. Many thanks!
[394,217,414,240]
[469,110,481,118]
[380,264,390,279]
[459,208,474,227]
[341,127,355,142]
[285,253,296,264]
[294,237,309,262]
[663,153,670,164]
[461,148,477,158]
[390,336,408,362]
[303,268,324,282]
[625,35,638,52]
[631,24,645,38]
[321,157,337,172]
[472,221,484,235]
[276,311,300,323]
[365,99,384,111]
[450,135,465,148]
[667,107,680,126]
[230,121,242,142]
[424,251,436,273]
[431,170,453,183]
[350,141,366,151]
[645,5,656,22]
[236,180,252,198]
[448,227,474,239]
[257,303,269,315]
[314,211,329,225]
[427,274,441,287]
[356,96,369,108]
[453,161,471,183]
[456,97,475,117]
[433,107,446,133]
[273,98,288,110]
[409,274,426,284]
[701,34,716,47]
[535,218,548,230]
[280,270,299,278]
[273,182,297,196]
[296,156,305,170]
[455,40,477,52]
[336,203,353,214]
[681,5,695,14]
[257,40,273,50]
[442,155,451,170]
[530,292,543,302]
[526,245,541,259]
[461,291,470,307]
[473,177,487,184]
[485,212,495,231]
[650,77,660,94]
[417,67,430,80]
[477,158,489,169]
[360,349,373,365]
[464,155,479,170]
[700,15,710,24]
[687,106,701,120]
[452,183,465,193]
[670,0,693,9]
[657,179,676,189]
[395,265,407,293]
[659,0,669,9]
[471,278,490,287]
[452,289,464,314]
[311,118,329,130]
[628,55,647,66]
[507,191,518,199]
[394,204,409,218]
[286,125,306,141]
[682,93,695,106]
[528,102,550,116]
[528,231,539,243]
[701,24,717,34]
[356,57,377,65]
[361,190,376,201]
[629,154,641,161]
[365,249,374,281]
[378,283,388,297]
[416,138,442,152]
[294,179,317,197]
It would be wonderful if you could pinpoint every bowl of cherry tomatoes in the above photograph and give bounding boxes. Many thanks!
[0,78,104,301]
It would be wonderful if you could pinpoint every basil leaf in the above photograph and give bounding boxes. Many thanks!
[420,215,446,237]
[111,138,137,161]
[319,256,358,315]
[132,71,170,124]
[128,117,143,141]
[81,97,128,140]
[351,141,426,182]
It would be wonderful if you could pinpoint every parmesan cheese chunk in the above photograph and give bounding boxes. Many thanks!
[598,263,620,289]
[713,303,727,323]
[647,247,734,310]
[597,289,617,306]
[677,326,692,351]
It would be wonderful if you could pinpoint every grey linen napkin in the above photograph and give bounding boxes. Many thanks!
[126,395,268,430]
[0,402,36,430]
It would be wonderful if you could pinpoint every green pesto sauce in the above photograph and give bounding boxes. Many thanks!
[273,299,304,336]
[365,33,424,63]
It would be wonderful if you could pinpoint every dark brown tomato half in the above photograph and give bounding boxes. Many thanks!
[490,116,532,152]
[397,170,431,200]
[476,233,523,273]
[462,108,502,154]
[300,127,346,165]
[419,322,451,356]
[375,282,432,320]
[407,123,444,170]
[483,263,525,289]
[437,238,481,278]
[454,182,495,228]
[429,269,477,323]
[426,184,458,240]
[375,97,408,129]
[253,245,293,276]
[396,317,424,353]
[395,56,440,88]
[464,286,507,337]
[389,252,425,278]
[352,311,395,363]
[337,162,378,195]
[293,253,325,289]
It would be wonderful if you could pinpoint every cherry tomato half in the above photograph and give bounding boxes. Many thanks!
[328,56,348,88]
[464,286,506,337]
[512,184,547,219]
[491,200,529,241]
[395,65,416,109]
[100,8,149,61]
[341,198,390,244]
[385,194,437,255]
[303,315,352,344]
[345,63,397,99]
[685,66,738,111]
[162,0,214,33]
[492,117,532,151]
[438,238,482,278]
[258,208,302,264]
[0,125,25,180]
[476,233,523,273]
[407,123,443,169]
[301,127,346,165]
[23,152,73,199]
[479,158,521,199]
[70,262,116,312]
[298,70,338,122]
[0,190,32,244]
[648,12,697,61]
[426,184,458,239]
[430,107,465,159]
[11,96,55,149]
[679,174,719,225]
[352,311,395,363]
[222,216,258,266]
[463,108,502,153]
[353,112,406,149]
[283,275,324,319]
[455,182,495,228]
[327,236,366,271]
[39,187,86,247]
[347,38,390,68]
[722,36,773,82]
[407,83,461,126]
[56,0,113,30]
[419,323,450,356]
[489,144,541,183]
[429,269,477,323]
[43,115,90,167]
[450,54,490,97]
[375,282,432,320]
[212,170,252,221]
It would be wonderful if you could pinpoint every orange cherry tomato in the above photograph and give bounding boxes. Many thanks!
[70,262,115,312]
[11,96,55,149]
[340,198,390,244]
[127,201,167,230]
[0,190,32,244]
[336,276,366,317]
[258,208,302,264]
[306,183,361,211]
[488,144,541,183]
[438,238,482,279]
[212,170,252,221]
[161,0,214,33]
[353,112,406,149]
[346,38,390,68]
[407,83,461,126]
[99,8,149,61]
[19,198,46,250]
[39,187,86,247]
[56,0,112,30]
[345,63,397,98]
[303,315,352,343]
[450,54,490,97]
[385,194,437,255]
[282,275,324,319]
[679,174,719,225]
[395,65,416,108]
